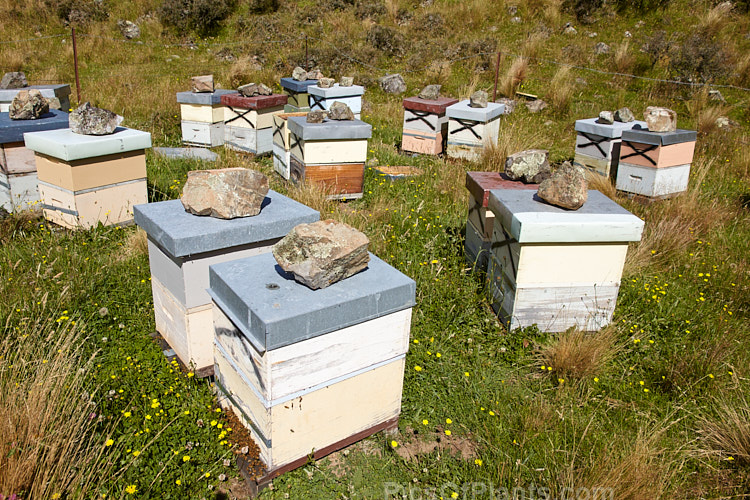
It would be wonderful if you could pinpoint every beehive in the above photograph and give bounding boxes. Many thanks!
[445,100,505,162]
[280,77,318,113]
[221,93,287,155]
[177,89,237,147]
[401,96,458,155]
[307,84,365,119]
[572,118,648,178]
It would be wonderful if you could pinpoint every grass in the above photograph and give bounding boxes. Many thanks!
[0,0,749,497]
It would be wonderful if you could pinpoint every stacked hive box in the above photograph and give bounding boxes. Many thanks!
[208,252,415,477]
[308,84,365,119]
[464,171,537,273]
[133,192,319,376]
[177,89,237,147]
[573,118,647,178]
[487,189,643,332]
[446,100,505,161]
[0,109,69,212]
[221,93,287,155]
[287,116,371,199]
[280,78,318,113]
[615,128,697,199]
[0,84,71,113]
[24,127,151,228]
[272,112,307,180]
[401,96,458,155]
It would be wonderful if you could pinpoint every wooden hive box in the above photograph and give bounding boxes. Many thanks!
[221,93,287,155]
[616,128,697,199]
[464,171,538,273]
[0,84,71,113]
[401,96,458,156]
[307,83,365,119]
[573,118,647,178]
[0,109,69,212]
[445,100,504,162]
[487,189,644,332]
[133,193,320,376]
[208,251,415,473]
[24,127,151,228]
[287,116,371,199]
[272,111,307,180]
[280,77,319,113]
[177,89,237,147]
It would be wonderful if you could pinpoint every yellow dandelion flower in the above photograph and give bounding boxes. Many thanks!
[414,365,423,372]
[445,430,452,436]
[125,485,137,494]
[183,455,190,462]
[105,438,114,447]
[391,440,398,448]
[446,418,452,424]
[474,459,483,466]
[422,419,429,425]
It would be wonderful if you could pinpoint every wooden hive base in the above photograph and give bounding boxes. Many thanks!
[181,121,224,147]
[446,141,484,162]
[401,130,443,155]
[573,152,616,179]
[615,162,690,199]
[289,156,364,200]
[1,142,37,175]
[272,142,291,180]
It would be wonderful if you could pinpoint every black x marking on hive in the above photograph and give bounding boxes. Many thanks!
[225,106,254,128]
[405,110,436,131]
[490,225,518,281]
[450,118,481,141]
[310,94,325,111]
[290,135,304,162]
[578,132,608,157]
[620,141,657,166]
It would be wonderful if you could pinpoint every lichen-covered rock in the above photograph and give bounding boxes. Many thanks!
[327,101,354,121]
[614,107,634,122]
[418,84,441,100]
[238,83,272,97]
[117,20,140,39]
[469,90,488,108]
[537,163,588,210]
[9,89,49,120]
[340,76,354,87]
[181,168,269,219]
[0,72,28,89]
[272,219,370,290]
[69,102,123,135]
[191,75,214,93]
[525,99,547,113]
[307,110,326,123]
[292,66,308,81]
[644,106,677,132]
[597,110,614,124]
[379,74,406,94]
[318,77,335,89]
[504,149,551,184]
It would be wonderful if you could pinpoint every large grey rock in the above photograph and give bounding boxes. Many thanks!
[594,42,610,55]
[181,168,269,219]
[9,90,49,120]
[238,82,272,97]
[597,110,614,124]
[69,102,123,135]
[379,74,406,94]
[644,106,676,132]
[191,75,214,93]
[340,76,354,87]
[272,219,370,290]
[317,77,335,89]
[525,99,548,113]
[469,90,488,108]
[306,110,326,123]
[537,163,588,210]
[117,20,140,39]
[292,66,308,81]
[0,72,28,89]
[327,101,354,121]
[505,149,551,184]
[497,97,516,114]
[418,84,441,100]
[614,107,634,122]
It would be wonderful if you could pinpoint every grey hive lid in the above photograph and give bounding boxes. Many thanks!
[176,89,238,105]
[0,109,69,144]
[287,116,372,141]
[621,127,697,146]
[574,118,648,139]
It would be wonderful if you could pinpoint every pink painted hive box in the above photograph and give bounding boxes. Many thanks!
[401,96,458,155]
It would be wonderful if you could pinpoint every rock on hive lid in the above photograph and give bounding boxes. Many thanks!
[446,100,505,122]
[574,118,648,139]
[23,127,152,161]
[307,83,365,98]
[208,251,416,352]
[621,127,697,146]
[133,190,320,258]
[280,77,320,93]
[287,116,372,141]
[220,93,288,110]
[465,171,538,207]
[0,109,69,144]
[402,96,459,114]
[487,189,644,243]
[176,89,237,105]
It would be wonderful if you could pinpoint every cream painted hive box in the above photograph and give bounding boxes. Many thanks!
[487,189,644,332]
[177,89,237,147]
[616,128,697,199]
[573,118,647,178]
[23,127,151,228]
[307,83,365,119]
[401,96,458,156]
[445,100,504,162]
[221,93,287,155]
[0,84,71,113]
[464,171,537,273]
[287,116,371,200]
[280,78,318,113]
[0,109,69,212]
[272,111,307,180]
[133,192,320,377]
[208,252,416,474]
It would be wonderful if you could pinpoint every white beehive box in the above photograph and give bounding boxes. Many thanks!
[307,83,364,119]
[177,89,237,147]
[573,118,647,178]
[445,100,504,162]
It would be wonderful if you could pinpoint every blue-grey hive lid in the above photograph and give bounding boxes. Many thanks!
[208,252,416,353]
[287,116,372,141]
[0,109,69,144]
[133,189,320,258]
[176,89,238,105]
[574,118,648,139]
[621,127,697,146]
[280,78,319,93]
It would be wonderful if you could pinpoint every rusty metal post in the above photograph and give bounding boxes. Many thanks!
[493,51,501,102]
[305,35,309,71]
[72,27,81,104]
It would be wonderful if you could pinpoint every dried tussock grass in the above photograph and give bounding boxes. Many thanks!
[285,181,339,217]
[698,1,733,38]
[697,393,750,464]
[734,52,750,88]
[521,32,546,61]
[586,171,616,199]
[499,57,529,98]
[536,326,620,380]
[686,88,731,137]
[614,41,635,74]
[546,65,574,113]
[486,115,546,171]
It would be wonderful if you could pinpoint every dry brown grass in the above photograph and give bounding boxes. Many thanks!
[614,41,635,74]
[697,394,750,464]
[586,171,616,199]
[521,32,546,61]
[546,65,574,113]
[686,88,732,136]
[536,326,620,380]
[734,52,750,88]
[698,1,733,37]
[0,317,114,497]
[499,57,529,98]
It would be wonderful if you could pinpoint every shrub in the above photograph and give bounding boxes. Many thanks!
[614,0,670,13]
[563,0,603,20]
[356,0,386,19]
[249,0,280,14]
[158,0,235,36]
[45,0,108,25]
[669,33,729,83]
[641,30,673,67]
[366,25,403,57]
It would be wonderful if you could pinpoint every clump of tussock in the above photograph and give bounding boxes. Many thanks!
[698,0,733,37]
[697,393,750,464]
[521,32,547,61]
[499,57,529,98]
[614,40,635,74]
[546,65,575,113]
[536,326,619,380]
[585,170,616,199]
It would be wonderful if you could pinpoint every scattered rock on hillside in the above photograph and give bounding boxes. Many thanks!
[615,107,635,122]
[9,90,49,120]
[563,23,577,35]
[644,106,676,132]
[272,220,370,290]
[306,110,326,123]
[597,111,614,124]
[497,97,516,114]
[191,75,214,93]
[419,84,441,100]
[380,73,406,94]
[588,32,598,38]
[594,42,609,55]
[69,102,122,135]
[328,101,355,121]
[525,99,547,113]
[537,162,588,210]
[716,116,738,130]
[709,90,725,102]
[507,5,518,15]
[0,72,28,89]
[505,149,551,184]
[510,16,522,23]
[181,168,269,219]
[117,20,140,39]
[238,82,272,97]
[292,66,308,81]
[469,90,488,108]
[624,30,632,37]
